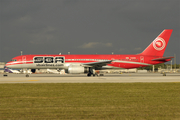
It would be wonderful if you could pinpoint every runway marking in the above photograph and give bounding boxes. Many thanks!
[28,80,39,81]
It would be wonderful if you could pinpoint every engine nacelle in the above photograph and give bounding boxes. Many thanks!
[67,65,88,74]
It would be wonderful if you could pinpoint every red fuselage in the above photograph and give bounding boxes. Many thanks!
[6,54,170,70]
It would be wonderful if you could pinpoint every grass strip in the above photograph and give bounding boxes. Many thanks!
[0,83,180,119]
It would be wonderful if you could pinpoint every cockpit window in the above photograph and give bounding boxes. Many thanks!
[11,59,17,61]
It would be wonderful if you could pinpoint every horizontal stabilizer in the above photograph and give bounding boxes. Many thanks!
[151,57,174,61]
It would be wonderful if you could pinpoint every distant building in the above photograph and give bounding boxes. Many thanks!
[0,62,5,73]
[0,62,6,68]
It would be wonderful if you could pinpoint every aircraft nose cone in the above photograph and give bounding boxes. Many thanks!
[5,62,12,67]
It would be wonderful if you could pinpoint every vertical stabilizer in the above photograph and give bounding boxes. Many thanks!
[139,29,173,57]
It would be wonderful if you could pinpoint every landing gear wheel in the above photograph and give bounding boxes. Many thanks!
[163,73,166,76]
[87,73,91,77]
[3,74,8,77]
[26,74,29,77]
[100,74,104,76]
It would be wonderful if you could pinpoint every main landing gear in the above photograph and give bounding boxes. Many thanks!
[87,68,101,77]
[87,72,98,77]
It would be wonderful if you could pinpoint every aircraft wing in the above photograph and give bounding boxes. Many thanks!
[151,57,174,61]
[82,60,112,67]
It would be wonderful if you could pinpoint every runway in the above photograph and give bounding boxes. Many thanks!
[0,73,180,83]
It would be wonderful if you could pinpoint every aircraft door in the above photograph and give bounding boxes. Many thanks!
[22,56,26,64]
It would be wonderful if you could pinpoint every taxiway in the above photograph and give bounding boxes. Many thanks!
[0,73,180,83]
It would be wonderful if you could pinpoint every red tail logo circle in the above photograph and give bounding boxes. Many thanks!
[153,37,166,51]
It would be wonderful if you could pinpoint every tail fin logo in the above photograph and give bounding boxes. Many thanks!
[153,37,166,51]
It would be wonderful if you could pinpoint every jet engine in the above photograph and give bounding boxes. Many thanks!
[67,64,89,74]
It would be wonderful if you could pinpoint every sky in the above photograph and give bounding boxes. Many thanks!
[0,0,180,64]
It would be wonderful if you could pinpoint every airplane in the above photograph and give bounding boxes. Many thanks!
[4,66,32,74]
[5,29,173,77]
[4,66,20,74]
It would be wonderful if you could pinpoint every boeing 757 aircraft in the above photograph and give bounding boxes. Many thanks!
[5,29,173,77]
